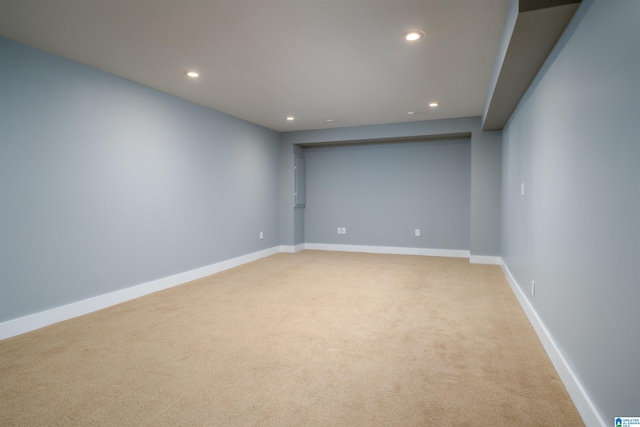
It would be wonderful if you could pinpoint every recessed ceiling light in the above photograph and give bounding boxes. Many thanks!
[326,119,335,123]
[286,116,295,121]
[185,71,199,78]
[404,31,425,41]
[407,111,417,115]
[429,102,439,107]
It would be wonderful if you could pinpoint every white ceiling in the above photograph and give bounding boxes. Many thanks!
[0,0,511,132]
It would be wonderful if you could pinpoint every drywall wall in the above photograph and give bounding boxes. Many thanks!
[304,139,470,249]
[281,117,501,257]
[500,0,640,423]
[470,130,502,256]
[0,38,281,322]
[279,139,295,246]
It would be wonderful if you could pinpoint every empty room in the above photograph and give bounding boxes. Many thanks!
[0,0,637,426]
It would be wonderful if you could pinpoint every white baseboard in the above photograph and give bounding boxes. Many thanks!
[304,243,470,259]
[278,244,304,253]
[469,255,501,265]
[0,246,281,341]
[500,260,605,427]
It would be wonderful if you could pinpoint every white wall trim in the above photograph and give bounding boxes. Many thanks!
[500,260,605,427]
[279,244,305,253]
[304,243,470,259]
[469,255,502,265]
[0,246,281,341]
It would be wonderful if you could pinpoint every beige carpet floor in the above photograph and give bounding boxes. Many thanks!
[1,251,583,426]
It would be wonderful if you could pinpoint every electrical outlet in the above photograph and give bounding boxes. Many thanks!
[337,227,342,234]
[341,227,346,234]
[415,229,420,237]
[259,231,264,240]
[531,280,535,297]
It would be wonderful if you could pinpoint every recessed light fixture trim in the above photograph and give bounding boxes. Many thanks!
[185,71,200,78]
[429,102,439,107]
[286,116,295,121]
[404,31,425,41]
[326,119,335,123]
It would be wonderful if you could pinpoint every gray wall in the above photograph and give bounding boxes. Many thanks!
[293,145,306,246]
[304,139,470,249]
[501,0,639,421]
[281,117,502,256]
[279,139,296,246]
[470,130,501,256]
[0,38,281,322]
